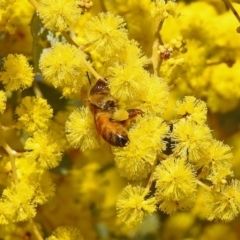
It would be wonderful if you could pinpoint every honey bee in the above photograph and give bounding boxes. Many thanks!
[89,78,142,147]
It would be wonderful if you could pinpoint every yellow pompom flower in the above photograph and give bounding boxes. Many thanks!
[24,131,62,169]
[85,12,128,59]
[155,157,197,205]
[175,96,207,124]
[172,121,212,164]
[108,64,147,102]
[39,0,82,32]
[158,194,196,215]
[203,140,233,184]
[114,116,169,180]
[0,0,34,34]
[199,224,238,240]
[116,185,156,226]
[30,172,56,205]
[0,157,12,187]
[0,0,16,10]
[65,107,100,151]
[150,0,179,20]
[70,163,105,206]
[0,90,6,114]
[203,139,233,168]
[138,74,169,116]
[15,157,55,204]
[207,162,234,187]
[204,180,240,222]
[1,182,36,222]
[39,43,88,96]
[15,96,53,134]
[0,201,8,224]
[0,54,33,91]
[116,40,148,68]
[160,57,185,84]
[47,226,84,240]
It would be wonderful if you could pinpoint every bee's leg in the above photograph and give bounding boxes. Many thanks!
[120,109,143,128]
[127,109,144,119]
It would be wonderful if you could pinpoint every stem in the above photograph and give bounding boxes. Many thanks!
[152,19,164,76]
[206,60,222,66]
[82,56,102,80]
[197,166,208,180]
[0,137,18,185]
[169,83,176,90]
[196,180,211,192]
[1,125,16,130]
[33,81,43,97]
[62,31,78,47]
[99,0,107,12]
[30,219,44,240]
[223,0,240,23]
[28,0,40,10]
[144,165,156,195]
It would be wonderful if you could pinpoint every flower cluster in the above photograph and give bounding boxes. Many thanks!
[0,0,240,239]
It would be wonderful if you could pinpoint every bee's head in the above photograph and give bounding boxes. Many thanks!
[90,78,109,95]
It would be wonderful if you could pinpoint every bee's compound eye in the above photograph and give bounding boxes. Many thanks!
[90,79,108,95]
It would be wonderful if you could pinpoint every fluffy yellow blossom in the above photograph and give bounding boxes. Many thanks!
[114,115,169,180]
[39,43,88,96]
[115,152,151,181]
[0,54,33,91]
[159,56,185,84]
[155,157,197,201]
[108,64,146,102]
[39,0,82,32]
[102,39,148,73]
[150,0,179,20]
[24,131,63,169]
[15,156,38,181]
[207,163,234,187]
[1,182,36,222]
[15,96,53,134]
[65,107,100,151]
[70,163,105,206]
[176,2,217,45]
[0,0,34,34]
[172,121,212,164]
[0,201,9,224]
[50,110,70,149]
[158,194,196,215]
[30,172,55,205]
[203,139,233,174]
[190,139,233,180]
[115,40,148,67]
[204,180,240,222]
[47,226,84,240]
[206,62,240,113]
[14,157,55,205]
[199,224,238,240]
[84,12,128,59]
[0,90,6,114]
[138,74,169,116]
[0,0,16,10]
[0,157,12,187]
[116,185,156,226]
[175,96,207,124]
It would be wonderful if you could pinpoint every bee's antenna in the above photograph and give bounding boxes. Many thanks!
[86,72,92,86]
